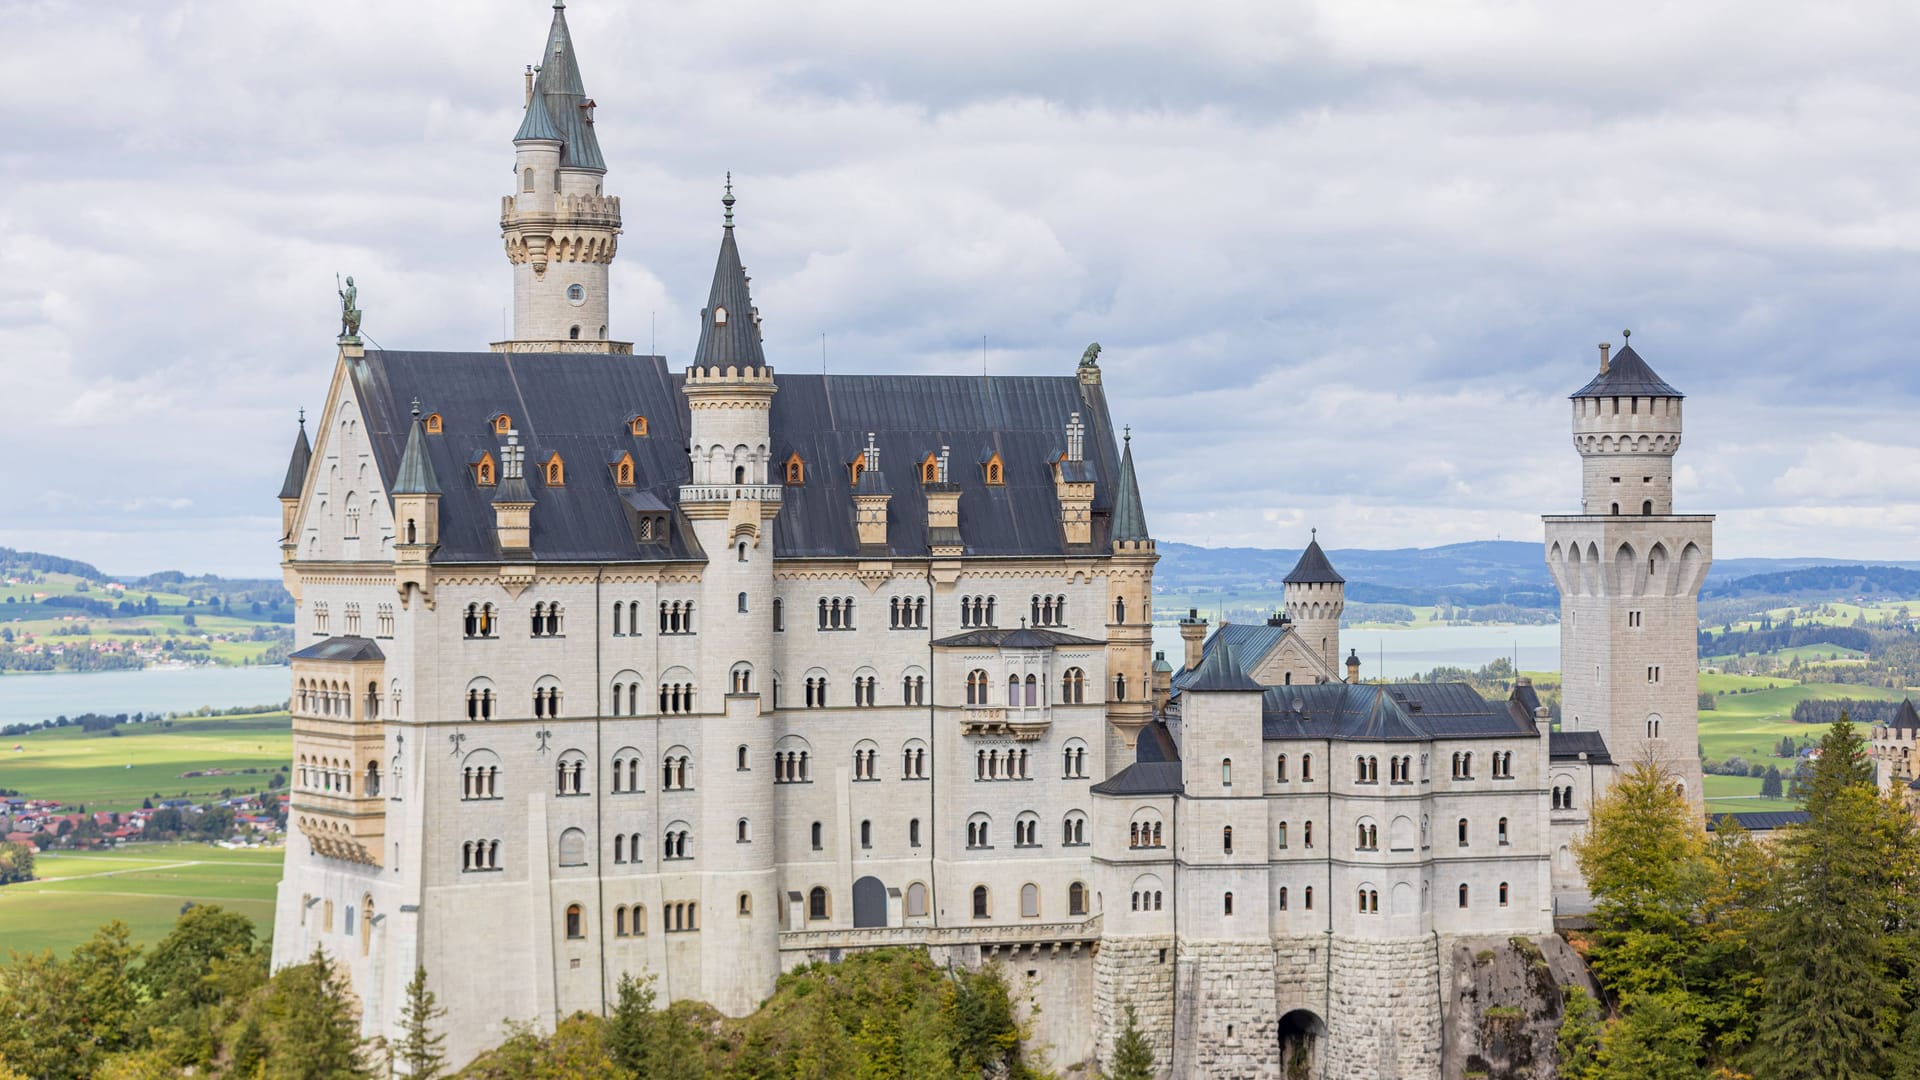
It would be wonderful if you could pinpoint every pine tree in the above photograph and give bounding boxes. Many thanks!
[1108,1003,1154,1080]
[396,967,447,1079]
[1760,765,1783,800]
[1750,718,1920,1080]
[1554,986,1602,1080]
[1593,991,1703,1080]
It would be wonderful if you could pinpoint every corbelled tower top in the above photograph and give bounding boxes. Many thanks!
[496,2,629,354]
[1570,333,1683,515]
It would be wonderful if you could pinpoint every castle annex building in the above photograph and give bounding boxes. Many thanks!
[271,7,1713,1076]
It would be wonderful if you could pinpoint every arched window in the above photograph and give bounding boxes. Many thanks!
[1222,758,1232,786]
[1224,891,1234,916]
[1069,881,1088,916]
[424,412,443,434]
[565,903,583,939]
[810,822,823,850]
[1498,817,1510,845]
[1113,673,1127,701]
[860,819,872,849]
[1643,500,1653,516]
[1113,596,1126,623]
[1061,667,1085,704]
[523,168,534,192]
[972,885,990,919]
[1222,825,1233,854]
[1459,884,1470,908]
[1499,882,1510,907]
[1458,818,1469,846]
[738,892,752,916]
[1302,754,1314,782]
[808,886,829,921]
[906,882,929,917]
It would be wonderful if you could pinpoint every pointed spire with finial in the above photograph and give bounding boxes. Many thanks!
[693,175,767,369]
[513,0,604,170]
[1111,425,1150,542]
[1285,530,1344,584]
[278,410,313,500]
[393,398,441,496]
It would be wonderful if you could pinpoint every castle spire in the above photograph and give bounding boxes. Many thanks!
[513,0,604,170]
[1110,428,1149,542]
[278,411,312,500]
[392,400,441,496]
[693,182,766,369]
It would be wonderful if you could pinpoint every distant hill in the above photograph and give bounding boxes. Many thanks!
[1,548,289,607]
[1157,542,1920,610]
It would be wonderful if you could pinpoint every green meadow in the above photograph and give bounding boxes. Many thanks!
[1697,678,1910,762]
[2,711,291,811]
[0,842,283,956]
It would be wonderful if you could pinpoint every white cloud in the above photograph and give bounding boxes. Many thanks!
[5,0,1920,576]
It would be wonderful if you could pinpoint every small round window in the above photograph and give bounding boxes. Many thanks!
[566,284,586,305]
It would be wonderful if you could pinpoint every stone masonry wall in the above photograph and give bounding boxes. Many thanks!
[1326,936,1443,1080]
[1094,937,1175,1079]
[1176,941,1280,1079]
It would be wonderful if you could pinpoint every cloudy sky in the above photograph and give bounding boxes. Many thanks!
[4,0,1918,578]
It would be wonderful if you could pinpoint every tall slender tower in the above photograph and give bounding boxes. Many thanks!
[1105,430,1157,763]
[1545,335,1712,807]
[679,181,781,1010]
[1283,531,1344,673]
[498,1,626,352]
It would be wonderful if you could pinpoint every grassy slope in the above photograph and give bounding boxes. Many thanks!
[0,842,283,955]
[3,712,291,811]
[1698,681,1910,762]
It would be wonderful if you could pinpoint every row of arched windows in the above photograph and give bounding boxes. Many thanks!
[818,597,856,629]
[460,839,500,871]
[297,754,368,795]
[1031,594,1068,626]
[964,668,1088,707]
[960,595,996,628]
[294,679,355,718]
[529,602,563,637]
[660,601,695,635]
[1551,785,1578,810]
[462,603,497,638]
[976,748,1030,780]
[461,764,499,799]
[890,596,927,629]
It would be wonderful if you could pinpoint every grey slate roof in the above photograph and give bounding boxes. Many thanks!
[514,2,605,171]
[289,636,385,663]
[1136,719,1180,763]
[1569,343,1682,399]
[1549,730,1613,764]
[1260,682,1536,742]
[344,351,1130,564]
[932,627,1104,649]
[692,224,766,368]
[1707,810,1809,832]
[1184,641,1265,693]
[1110,434,1149,542]
[1170,621,1290,691]
[1090,762,1183,797]
[392,411,440,495]
[1284,537,1344,584]
[278,420,311,500]
[1896,699,1920,727]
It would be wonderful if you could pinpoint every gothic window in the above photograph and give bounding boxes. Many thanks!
[966,669,989,706]
[630,415,648,436]
[1113,673,1127,701]
[494,413,513,435]
[983,454,1004,485]
[1113,596,1126,624]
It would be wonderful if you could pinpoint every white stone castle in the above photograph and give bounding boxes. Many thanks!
[270,6,1713,1075]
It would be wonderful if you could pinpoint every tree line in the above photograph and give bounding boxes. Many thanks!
[1564,718,1920,1079]
[1790,697,1913,727]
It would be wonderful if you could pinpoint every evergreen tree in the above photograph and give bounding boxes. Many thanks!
[1750,718,1920,1080]
[236,949,372,1080]
[1760,766,1783,799]
[1593,991,1702,1080]
[1554,986,1602,1080]
[396,967,447,1079]
[1108,1003,1155,1080]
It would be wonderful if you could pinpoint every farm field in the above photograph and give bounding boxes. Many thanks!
[0,842,283,955]
[1698,680,1911,762]
[2,711,290,811]
[1701,772,1799,815]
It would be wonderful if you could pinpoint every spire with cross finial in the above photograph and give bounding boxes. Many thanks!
[1111,425,1149,543]
[723,172,735,228]
[279,411,314,502]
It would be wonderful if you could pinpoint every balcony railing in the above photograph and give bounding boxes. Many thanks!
[679,484,783,504]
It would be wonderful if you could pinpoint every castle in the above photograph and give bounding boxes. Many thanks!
[270,6,1711,1075]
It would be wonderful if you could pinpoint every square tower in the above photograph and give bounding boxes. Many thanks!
[1544,337,1711,806]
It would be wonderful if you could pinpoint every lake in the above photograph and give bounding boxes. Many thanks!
[1151,623,1560,680]
[0,666,290,726]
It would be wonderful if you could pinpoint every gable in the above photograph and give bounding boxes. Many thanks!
[1249,632,1337,686]
[291,360,392,565]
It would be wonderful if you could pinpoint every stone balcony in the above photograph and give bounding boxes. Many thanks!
[780,917,1099,955]
[961,705,1051,741]
[679,483,783,505]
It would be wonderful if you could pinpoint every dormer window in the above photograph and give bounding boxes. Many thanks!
[544,452,565,487]
[849,457,865,487]
[714,306,728,325]
[629,415,649,437]
[424,413,443,435]
[983,452,1005,486]
[474,453,496,487]
[493,414,513,435]
[581,99,596,124]
[609,452,635,487]
[785,453,805,486]
[922,454,939,485]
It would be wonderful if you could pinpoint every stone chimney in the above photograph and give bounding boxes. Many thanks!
[491,430,535,553]
[1180,608,1208,673]
[1152,650,1174,712]
[1598,342,1611,374]
[925,445,963,557]
[1054,412,1095,547]
[1346,648,1361,684]
[851,433,892,549]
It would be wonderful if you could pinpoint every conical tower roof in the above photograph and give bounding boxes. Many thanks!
[1285,534,1344,585]
[1110,429,1149,542]
[692,182,767,369]
[392,402,441,496]
[278,415,311,500]
[1570,342,1683,399]
[513,1,605,171]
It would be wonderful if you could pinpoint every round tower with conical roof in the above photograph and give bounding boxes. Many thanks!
[1283,531,1344,673]
[1572,333,1684,516]
[499,1,626,351]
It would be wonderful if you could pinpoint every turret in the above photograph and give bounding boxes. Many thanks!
[1570,332,1684,516]
[391,400,441,607]
[278,411,312,555]
[1283,530,1344,671]
[497,1,627,353]
[1151,650,1174,712]
[1105,427,1157,755]
[1179,608,1207,673]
